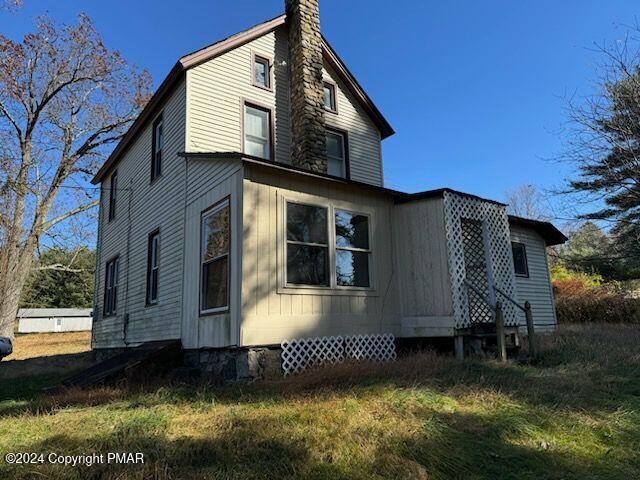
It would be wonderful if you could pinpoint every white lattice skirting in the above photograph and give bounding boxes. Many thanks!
[281,334,397,376]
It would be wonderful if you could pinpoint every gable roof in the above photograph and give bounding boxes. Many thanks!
[92,14,393,184]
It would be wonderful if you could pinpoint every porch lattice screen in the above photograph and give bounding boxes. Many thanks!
[460,219,493,324]
[281,334,396,375]
[443,191,519,329]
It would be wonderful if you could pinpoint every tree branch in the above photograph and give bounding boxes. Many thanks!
[42,199,98,230]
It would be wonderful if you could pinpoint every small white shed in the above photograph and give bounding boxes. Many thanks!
[17,308,93,333]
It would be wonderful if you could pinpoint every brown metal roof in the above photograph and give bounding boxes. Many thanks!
[92,14,393,185]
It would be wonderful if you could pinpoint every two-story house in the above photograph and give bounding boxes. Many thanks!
[90,0,566,377]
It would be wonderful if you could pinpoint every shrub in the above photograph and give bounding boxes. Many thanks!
[553,268,640,323]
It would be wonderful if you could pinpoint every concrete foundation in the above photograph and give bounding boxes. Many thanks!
[183,347,283,381]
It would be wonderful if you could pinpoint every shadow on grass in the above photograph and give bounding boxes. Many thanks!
[5,407,638,480]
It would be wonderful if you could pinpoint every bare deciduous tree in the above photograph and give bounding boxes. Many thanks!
[0,14,151,336]
[504,184,549,220]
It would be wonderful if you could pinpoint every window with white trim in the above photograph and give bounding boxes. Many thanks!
[335,210,371,287]
[146,230,160,305]
[253,55,271,89]
[326,129,347,178]
[244,104,271,160]
[200,199,230,313]
[103,257,119,317]
[285,201,373,289]
[323,81,336,112]
[286,203,329,286]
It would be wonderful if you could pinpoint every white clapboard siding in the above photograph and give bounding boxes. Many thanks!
[510,225,558,332]
[186,25,384,186]
[393,197,455,336]
[181,157,244,349]
[92,80,187,348]
[240,164,400,346]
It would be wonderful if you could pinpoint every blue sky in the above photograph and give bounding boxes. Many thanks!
[3,0,638,215]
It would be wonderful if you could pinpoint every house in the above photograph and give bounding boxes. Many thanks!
[90,0,566,376]
[17,308,93,333]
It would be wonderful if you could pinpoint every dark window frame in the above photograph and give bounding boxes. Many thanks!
[241,100,274,161]
[199,196,231,316]
[512,242,529,278]
[108,170,118,222]
[323,80,337,113]
[326,127,350,179]
[151,113,163,183]
[103,256,120,317]
[146,229,160,306]
[251,52,273,91]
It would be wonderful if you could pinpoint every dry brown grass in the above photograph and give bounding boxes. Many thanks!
[9,331,91,360]
[0,331,93,381]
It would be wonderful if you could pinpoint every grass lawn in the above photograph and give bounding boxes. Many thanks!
[1,325,639,479]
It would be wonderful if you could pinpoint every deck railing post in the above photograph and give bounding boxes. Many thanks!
[495,301,507,362]
[525,301,536,361]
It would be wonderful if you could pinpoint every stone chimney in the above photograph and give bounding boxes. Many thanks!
[285,0,327,172]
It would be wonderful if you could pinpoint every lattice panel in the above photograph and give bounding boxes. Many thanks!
[344,334,397,361]
[443,191,519,329]
[281,334,396,375]
[461,219,493,324]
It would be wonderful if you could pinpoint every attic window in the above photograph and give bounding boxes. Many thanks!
[323,81,337,112]
[253,54,271,90]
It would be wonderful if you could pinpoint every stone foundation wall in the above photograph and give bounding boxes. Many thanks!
[184,347,283,381]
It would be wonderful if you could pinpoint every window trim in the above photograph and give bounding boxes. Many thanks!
[281,196,376,294]
[251,51,273,91]
[103,255,120,318]
[241,100,275,161]
[199,196,231,316]
[323,80,338,113]
[108,169,118,222]
[334,209,372,288]
[285,201,330,288]
[151,113,163,183]
[326,127,350,180]
[512,241,529,278]
[146,229,160,306]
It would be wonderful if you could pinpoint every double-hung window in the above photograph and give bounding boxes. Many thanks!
[335,210,371,287]
[326,129,347,178]
[286,203,330,286]
[151,114,163,181]
[103,257,119,317]
[200,199,230,314]
[244,104,271,160]
[285,201,372,289]
[146,230,160,305]
[108,170,117,221]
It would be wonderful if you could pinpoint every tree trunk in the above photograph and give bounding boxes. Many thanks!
[0,240,37,338]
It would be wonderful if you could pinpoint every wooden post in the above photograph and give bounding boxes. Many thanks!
[495,301,507,362]
[525,301,536,361]
[454,336,464,360]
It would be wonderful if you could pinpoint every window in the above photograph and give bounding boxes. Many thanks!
[244,104,271,160]
[323,81,336,112]
[512,242,529,277]
[103,257,119,317]
[108,170,117,221]
[146,230,160,305]
[326,129,347,178]
[286,203,329,286]
[335,210,371,287]
[253,55,271,89]
[200,199,230,313]
[151,114,163,181]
